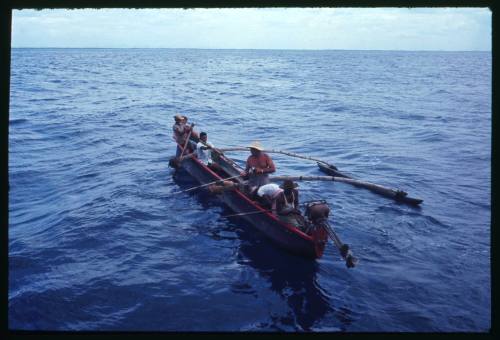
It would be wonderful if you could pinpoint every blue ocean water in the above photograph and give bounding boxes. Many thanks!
[8,48,491,332]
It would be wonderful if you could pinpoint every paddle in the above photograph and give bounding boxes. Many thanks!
[323,221,358,268]
[178,123,195,160]
[218,146,339,170]
[169,123,196,168]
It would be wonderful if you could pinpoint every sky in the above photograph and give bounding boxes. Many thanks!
[11,8,491,51]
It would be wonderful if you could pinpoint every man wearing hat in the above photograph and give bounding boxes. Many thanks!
[256,179,306,230]
[172,114,198,157]
[276,179,307,230]
[276,179,300,215]
[241,141,276,195]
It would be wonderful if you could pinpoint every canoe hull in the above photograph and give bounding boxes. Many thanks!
[180,156,326,259]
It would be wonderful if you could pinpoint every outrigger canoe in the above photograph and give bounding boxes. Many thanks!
[170,143,330,259]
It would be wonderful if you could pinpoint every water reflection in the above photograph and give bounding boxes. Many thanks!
[232,219,354,331]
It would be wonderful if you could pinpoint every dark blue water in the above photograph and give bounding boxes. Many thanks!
[9,48,491,332]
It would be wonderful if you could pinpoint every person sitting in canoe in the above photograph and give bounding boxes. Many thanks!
[172,114,198,157]
[276,179,308,231]
[241,141,276,195]
[196,132,222,172]
[256,183,282,215]
[256,181,308,231]
[276,179,299,214]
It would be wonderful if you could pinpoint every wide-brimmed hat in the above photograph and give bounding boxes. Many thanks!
[280,179,299,190]
[248,141,264,151]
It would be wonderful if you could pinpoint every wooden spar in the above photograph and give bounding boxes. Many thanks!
[202,146,422,205]
[177,142,224,163]
[172,139,243,170]
[316,163,423,205]
[197,139,223,157]
[198,143,244,171]
[171,174,242,195]
[218,147,341,172]
[270,175,423,205]
[222,209,273,218]
[270,174,395,194]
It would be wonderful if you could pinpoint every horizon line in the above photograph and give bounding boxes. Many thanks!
[10,47,492,52]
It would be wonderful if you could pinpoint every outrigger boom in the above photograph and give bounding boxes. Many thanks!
[217,147,422,206]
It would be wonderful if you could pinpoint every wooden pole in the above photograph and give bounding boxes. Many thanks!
[270,175,423,205]
[222,209,273,218]
[171,173,242,195]
[204,144,244,171]
[323,222,358,268]
[178,123,195,160]
[218,147,339,170]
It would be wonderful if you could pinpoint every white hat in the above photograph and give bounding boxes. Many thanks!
[248,141,264,151]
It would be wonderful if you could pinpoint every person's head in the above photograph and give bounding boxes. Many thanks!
[174,114,183,123]
[250,148,260,157]
[200,132,207,142]
[280,179,298,195]
[248,141,263,156]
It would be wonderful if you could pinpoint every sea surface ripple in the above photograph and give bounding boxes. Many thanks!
[9,48,491,331]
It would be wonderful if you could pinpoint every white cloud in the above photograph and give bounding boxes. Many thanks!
[11,8,491,51]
